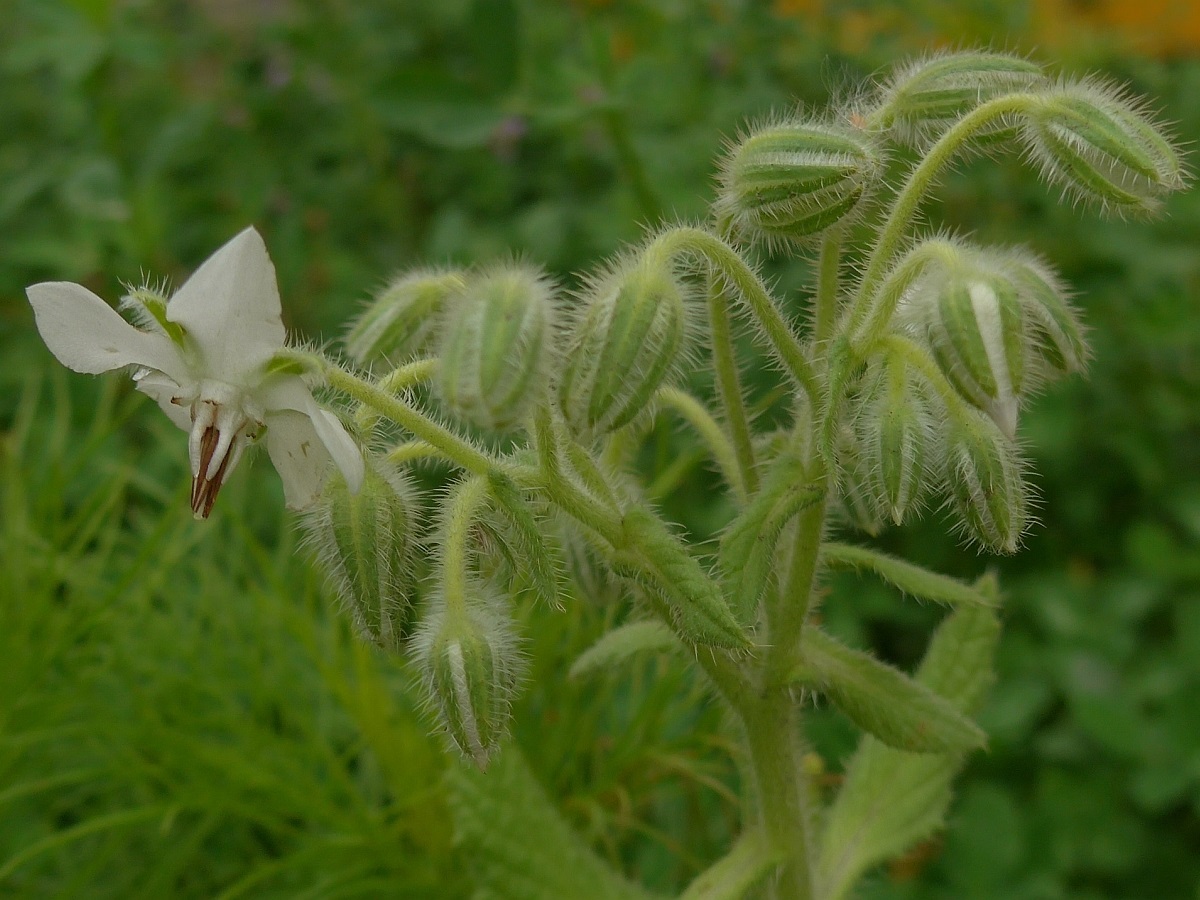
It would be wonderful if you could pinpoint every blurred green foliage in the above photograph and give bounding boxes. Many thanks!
[1,0,1198,897]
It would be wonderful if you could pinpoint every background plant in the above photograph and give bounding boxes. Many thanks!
[2,2,1199,898]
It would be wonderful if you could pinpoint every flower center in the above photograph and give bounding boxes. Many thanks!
[188,381,262,518]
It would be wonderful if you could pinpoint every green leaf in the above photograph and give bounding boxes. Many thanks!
[820,541,996,608]
[447,747,664,900]
[679,830,781,900]
[718,452,822,621]
[618,507,750,649]
[569,620,680,680]
[816,585,1001,900]
[795,628,986,754]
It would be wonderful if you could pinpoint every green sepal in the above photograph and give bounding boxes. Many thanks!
[448,747,665,900]
[794,627,987,754]
[718,451,823,622]
[816,586,1001,900]
[569,620,680,680]
[820,541,995,609]
[616,507,750,649]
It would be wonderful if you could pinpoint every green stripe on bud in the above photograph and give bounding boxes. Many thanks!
[558,254,688,437]
[857,360,935,525]
[414,593,524,770]
[943,410,1029,554]
[929,275,1025,437]
[870,50,1045,147]
[718,120,882,244]
[438,264,555,431]
[303,460,419,650]
[1021,80,1187,215]
[345,270,465,366]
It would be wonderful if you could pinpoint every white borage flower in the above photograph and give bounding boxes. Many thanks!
[26,226,364,518]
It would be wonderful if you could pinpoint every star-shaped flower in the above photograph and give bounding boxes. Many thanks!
[26,226,364,517]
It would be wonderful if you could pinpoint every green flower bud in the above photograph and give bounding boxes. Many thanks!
[856,361,935,525]
[558,254,689,436]
[1021,80,1187,215]
[344,269,465,366]
[870,50,1045,147]
[1004,251,1089,377]
[943,410,1029,554]
[913,268,1026,438]
[717,120,882,244]
[303,460,420,650]
[437,264,555,431]
[412,593,524,769]
[832,419,884,536]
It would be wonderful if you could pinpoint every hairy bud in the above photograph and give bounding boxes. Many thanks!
[345,270,464,366]
[857,361,936,525]
[558,253,689,436]
[717,120,882,244]
[943,410,1030,554]
[869,50,1045,147]
[1004,252,1088,377]
[1021,80,1187,215]
[303,460,419,650]
[438,264,555,431]
[412,593,525,770]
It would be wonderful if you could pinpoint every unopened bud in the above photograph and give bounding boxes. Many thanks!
[921,271,1026,438]
[303,460,419,650]
[438,264,554,431]
[1021,80,1187,215]
[413,594,524,769]
[558,254,689,436]
[944,410,1029,554]
[717,120,882,244]
[832,419,883,536]
[1004,252,1089,377]
[870,50,1045,146]
[857,361,935,525]
[345,270,464,366]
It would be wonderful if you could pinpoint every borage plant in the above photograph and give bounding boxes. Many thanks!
[27,51,1186,899]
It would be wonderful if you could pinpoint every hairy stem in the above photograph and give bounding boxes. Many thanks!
[658,386,747,503]
[650,227,820,409]
[813,228,843,349]
[849,92,1041,331]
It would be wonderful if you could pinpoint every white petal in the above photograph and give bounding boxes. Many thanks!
[165,227,286,383]
[310,407,365,492]
[264,411,331,509]
[27,282,188,382]
[133,371,195,431]
[258,379,360,508]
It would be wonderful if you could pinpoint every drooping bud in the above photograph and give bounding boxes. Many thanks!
[916,268,1027,439]
[412,592,525,769]
[717,120,882,244]
[868,50,1045,147]
[1004,252,1089,377]
[344,270,465,366]
[557,253,689,436]
[1020,79,1187,215]
[437,264,555,432]
[302,459,419,649]
[856,360,936,525]
[943,410,1029,554]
